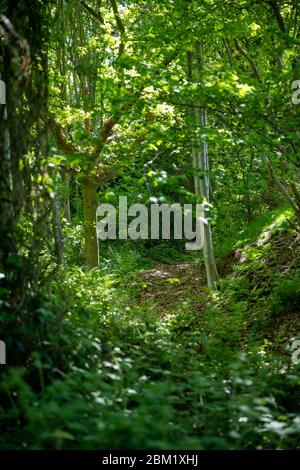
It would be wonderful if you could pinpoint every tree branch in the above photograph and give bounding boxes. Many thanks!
[268,0,286,33]
[235,39,262,82]
[223,37,234,67]
[92,49,178,159]
[263,155,300,221]
[49,116,79,154]
[78,0,105,29]
[110,0,125,57]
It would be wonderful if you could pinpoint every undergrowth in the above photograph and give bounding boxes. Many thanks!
[1,207,300,450]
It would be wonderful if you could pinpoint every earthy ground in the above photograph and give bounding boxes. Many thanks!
[134,262,207,315]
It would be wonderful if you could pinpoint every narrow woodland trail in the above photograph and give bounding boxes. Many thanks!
[135,262,207,315]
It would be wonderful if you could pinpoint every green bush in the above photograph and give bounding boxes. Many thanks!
[271,272,300,315]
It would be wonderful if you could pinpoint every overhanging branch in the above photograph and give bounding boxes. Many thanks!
[235,39,262,82]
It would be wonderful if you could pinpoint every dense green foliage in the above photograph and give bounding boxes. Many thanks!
[1,0,300,451]
[1,210,300,449]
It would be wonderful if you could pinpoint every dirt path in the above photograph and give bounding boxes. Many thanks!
[135,262,206,315]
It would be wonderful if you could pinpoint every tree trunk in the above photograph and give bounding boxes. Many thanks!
[62,172,71,223]
[51,192,64,262]
[188,42,219,290]
[81,176,98,267]
[192,105,219,290]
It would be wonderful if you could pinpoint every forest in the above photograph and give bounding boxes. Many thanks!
[1,0,300,453]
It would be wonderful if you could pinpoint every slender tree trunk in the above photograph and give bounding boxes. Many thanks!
[188,42,219,290]
[63,172,71,223]
[192,105,219,289]
[81,176,98,267]
[51,192,64,262]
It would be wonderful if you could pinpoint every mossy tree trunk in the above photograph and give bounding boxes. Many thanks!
[81,176,98,267]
